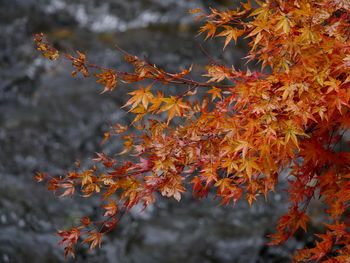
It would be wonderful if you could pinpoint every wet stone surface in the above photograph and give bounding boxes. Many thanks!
[0,0,308,262]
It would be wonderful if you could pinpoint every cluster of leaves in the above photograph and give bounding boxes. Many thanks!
[34,0,350,261]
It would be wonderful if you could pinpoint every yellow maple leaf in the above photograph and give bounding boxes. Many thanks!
[216,26,244,48]
[158,96,190,123]
[122,85,154,111]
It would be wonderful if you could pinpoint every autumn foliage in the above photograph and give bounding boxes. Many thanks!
[34,0,350,261]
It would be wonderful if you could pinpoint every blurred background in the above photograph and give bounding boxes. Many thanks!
[0,0,316,262]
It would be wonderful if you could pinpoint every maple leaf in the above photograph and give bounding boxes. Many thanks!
[204,65,231,83]
[308,234,333,262]
[130,104,147,124]
[33,33,59,60]
[64,246,75,259]
[95,69,117,93]
[324,221,347,242]
[200,164,219,186]
[102,199,119,217]
[240,157,260,180]
[282,120,308,150]
[133,157,154,172]
[58,180,75,198]
[168,65,193,79]
[69,51,90,77]
[199,21,217,40]
[34,172,48,183]
[111,123,128,134]
[119,135,133,155]
[84,232,103,250]
[159,175,186,201]
[81,182,101,197]
[81,170,94,186]
[57,227,81,258]
[249,2,270,19]
[122,85,154,111]
[148,92,164,112]
[80,217,91,226]
[190,176,203,195]
[216,26,244,48]
[158,96,190,123]
[295,212,311,232]
[241,0,252,11]
[233,139,250,158]
[206,86,222,101]
[266,232,289,246]
[214,178,242,206]
[275,15,293,34]
[189,8,202,14]
[298,27,320,44]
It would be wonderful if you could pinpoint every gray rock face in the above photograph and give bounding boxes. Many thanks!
[0,0,305,262]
